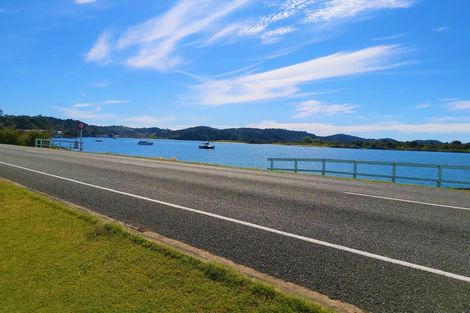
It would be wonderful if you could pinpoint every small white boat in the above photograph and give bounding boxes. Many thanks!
[138,140,154,146]
[199,141,214,149]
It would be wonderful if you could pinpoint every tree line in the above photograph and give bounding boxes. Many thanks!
[0,112,468,153]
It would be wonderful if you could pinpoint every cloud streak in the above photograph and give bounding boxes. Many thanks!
[293,100,358,118]
[241,0,415,42]
[85,0,250,70]
[85,32,111,65]
[194,45,406,105]
[260,26,296,43]
[126,115,175,127]
[85,0,416,69]
[447,100,470,110]
[304,0,415,23]
[74,0,96,4]
[413,103,430,109]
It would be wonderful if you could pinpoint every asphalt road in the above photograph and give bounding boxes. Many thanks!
[0,144,469,313]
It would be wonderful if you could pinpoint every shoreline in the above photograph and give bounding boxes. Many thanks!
[69,137,470,154]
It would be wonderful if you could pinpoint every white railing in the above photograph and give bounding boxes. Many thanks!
[35,138,82,151]
[268,158,470,188]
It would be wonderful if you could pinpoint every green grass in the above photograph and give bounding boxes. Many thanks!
[0,180,333,313]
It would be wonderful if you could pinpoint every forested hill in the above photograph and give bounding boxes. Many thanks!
[1,114,469,152]
[0,114,341,142]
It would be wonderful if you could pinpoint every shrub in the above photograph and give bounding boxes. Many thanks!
[0,129,51,147]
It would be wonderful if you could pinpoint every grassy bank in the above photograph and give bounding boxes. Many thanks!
[0,180,332,313]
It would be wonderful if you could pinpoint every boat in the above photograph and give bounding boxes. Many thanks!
[199,141,215,149]
[138,140,154,146]
[95,139,103,142]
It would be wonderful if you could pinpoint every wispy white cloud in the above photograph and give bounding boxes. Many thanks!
[58,99,131,123]
[249,120,470,136]
[86,32,112,65]
[293,100,358,118]
[72,102,94,108]
[126,115,175,127]
[74,0,96,4]
[104,100,128,104]
[447,100,470,110]
[203,23,244,46]
[413,103,430,109]
[374,32,407,41]
[426,116,467,123]
[259,46,300,60]
[241,0,313,35]
[117,0,251,70]
[194,45,406,105]
[59,105,116,120]
[440,97,458,102]
[260,26,296,43]
[59,107,176,126]
[304,0,415,23]
[241,0,415,42]
[85,0,416,70]
[212,63,262,79]
[433,26,449,33]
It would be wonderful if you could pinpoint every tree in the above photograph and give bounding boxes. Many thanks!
[302,136,313,144]
[0,109,3,116]
[451,140,462,145]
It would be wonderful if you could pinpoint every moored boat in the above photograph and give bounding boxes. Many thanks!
[138,140,154,146]
[199,141,215,149]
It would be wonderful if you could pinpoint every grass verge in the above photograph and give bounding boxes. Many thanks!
[0,180,333,313]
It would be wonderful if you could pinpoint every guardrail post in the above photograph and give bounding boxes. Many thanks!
[294,159,298,173]
[322,159,326,176]
[392,163,397,183]
[353,161,357,179]
[437,165,442,187]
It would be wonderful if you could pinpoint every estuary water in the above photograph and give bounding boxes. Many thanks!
[62,137,470,188]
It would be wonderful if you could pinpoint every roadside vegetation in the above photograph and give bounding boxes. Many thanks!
[0,180,332,313]
[0,128,50,146]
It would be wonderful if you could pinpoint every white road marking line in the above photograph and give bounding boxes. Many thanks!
[1,160,469,284]
[344,191,470,212]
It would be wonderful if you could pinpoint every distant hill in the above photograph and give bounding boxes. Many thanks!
[1,114,468,153]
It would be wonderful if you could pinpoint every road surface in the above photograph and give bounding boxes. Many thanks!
[0,144,469,313]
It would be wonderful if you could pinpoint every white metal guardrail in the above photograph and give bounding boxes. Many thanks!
[35,138,82,151]
[267,158,470,188]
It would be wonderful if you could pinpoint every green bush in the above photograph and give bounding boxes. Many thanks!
[0,129,50,147]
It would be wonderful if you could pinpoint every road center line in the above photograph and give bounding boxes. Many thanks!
[1,160,469,284]
[344,191,470,212]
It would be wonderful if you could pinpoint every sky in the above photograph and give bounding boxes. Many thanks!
[1,0,469,141]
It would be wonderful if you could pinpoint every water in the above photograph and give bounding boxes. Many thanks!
[58,137,470,188]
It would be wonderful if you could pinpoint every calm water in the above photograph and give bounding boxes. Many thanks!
[58,137,470,188]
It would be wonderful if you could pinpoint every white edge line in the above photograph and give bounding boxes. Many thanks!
[344,192,470,212]
[1,160,469,284]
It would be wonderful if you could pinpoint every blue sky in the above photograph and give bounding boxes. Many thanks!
[1,0,469,141]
